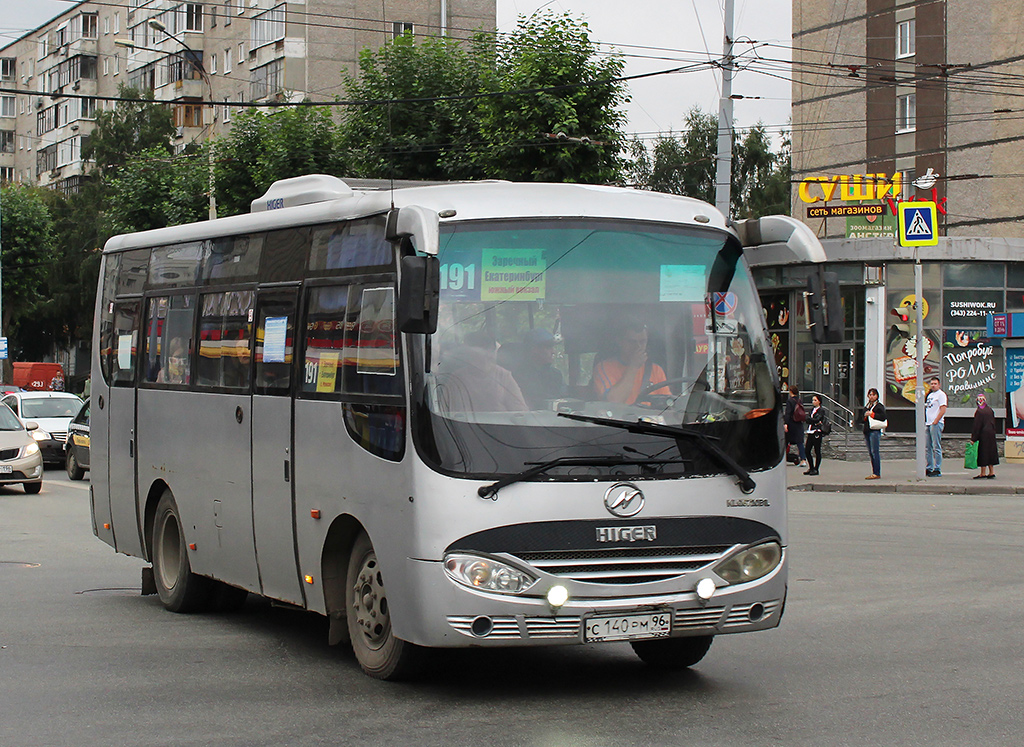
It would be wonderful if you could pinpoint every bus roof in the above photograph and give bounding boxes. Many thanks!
[101,177,729,254]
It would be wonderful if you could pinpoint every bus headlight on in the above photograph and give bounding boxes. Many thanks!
[713,541,782,585]
[444,553,537,594]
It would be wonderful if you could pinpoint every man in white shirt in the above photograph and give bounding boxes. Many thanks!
[924,377,948,476]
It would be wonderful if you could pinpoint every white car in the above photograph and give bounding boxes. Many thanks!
[1,391,83,466]
[0,403,43,493]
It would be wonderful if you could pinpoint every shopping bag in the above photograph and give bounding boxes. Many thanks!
[964,441,979,470]
[868,416,887,430]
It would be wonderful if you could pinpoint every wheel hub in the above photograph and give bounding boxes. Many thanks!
[352,554,390,649]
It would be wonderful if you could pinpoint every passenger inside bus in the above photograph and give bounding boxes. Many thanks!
[435,330,528,413]
[508,328,566,408]
[592,318,671,405]
[157,337,188,384]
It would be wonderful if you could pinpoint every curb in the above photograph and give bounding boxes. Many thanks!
[789,482,1024,495]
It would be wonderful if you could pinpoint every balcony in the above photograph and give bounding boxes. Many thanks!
[157,77,206,101]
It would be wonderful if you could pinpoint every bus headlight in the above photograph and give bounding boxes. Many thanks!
[444,553,537,594]
[32,430,51,442]
[713,541,782,585]
[22,442,40,457]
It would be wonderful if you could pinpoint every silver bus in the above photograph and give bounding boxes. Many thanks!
[90,175,832,679]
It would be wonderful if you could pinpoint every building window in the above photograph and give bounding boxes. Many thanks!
[392,21,414,38]
[897,19,915,59]
[103,57,110,76]
[250,58,283,99]
[173,101,205,128]
[224,49,232,74]
[210,6,217,27]
[0,95,15,118]
[897,93,916,133]
[185,4,204,32]
[224,0,231,25]
[238,42,246,64]
[222,97,231,123]
[211,53,218,75]
[79,97,96,120]
[0,130,14,154]
[80,12,99,39]
[0,166,14,183]
[237,0,245,15]
[168,50,204,83]
[0,57,14,81]
[252,5,286,50]
[104,15,110,35]
[114,12,120,34]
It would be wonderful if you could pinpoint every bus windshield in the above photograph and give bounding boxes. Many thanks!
[414,218,782,480]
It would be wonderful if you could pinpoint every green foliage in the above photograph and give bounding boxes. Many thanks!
[82,85,175,175]
[340,12,629,183]
[214,106,346,216]
[104,146,209,234]
[626,108,791,218]
[0,185,56,358]
[478,14,628,183]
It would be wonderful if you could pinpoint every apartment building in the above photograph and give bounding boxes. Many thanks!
[0,0,495,192]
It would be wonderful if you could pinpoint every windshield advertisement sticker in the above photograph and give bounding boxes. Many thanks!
[315,350,339,393]
[659,265,705,302]
[480,249,545,302]
[263,316,288,364]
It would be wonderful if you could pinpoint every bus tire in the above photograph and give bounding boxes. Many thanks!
[66,450,85,480]
[345,531,421,680]
[152,490,213,613]
[630,635,713,669]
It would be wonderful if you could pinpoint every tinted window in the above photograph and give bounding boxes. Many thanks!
[116,249,150,296]
[197,290,254,389]
[110,302,140,385]
[308,218,392,273]
[255,297,295,394]
[149,242,206,287]
[260,228,308,282]
[205,234,262,283]
[144,295,196,386]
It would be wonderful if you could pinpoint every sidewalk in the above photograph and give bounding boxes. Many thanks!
[787,457,1024,495]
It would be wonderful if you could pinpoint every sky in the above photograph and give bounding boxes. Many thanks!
[1,0,792,141]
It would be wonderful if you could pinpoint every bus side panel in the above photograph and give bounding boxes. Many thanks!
[136,390,260,592]
[291,399,416,622]
[89,306,115,549]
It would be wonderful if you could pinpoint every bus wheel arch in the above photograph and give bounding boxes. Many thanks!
[150,487,214,613]
[321,514,364,647]
[143,480,172,563]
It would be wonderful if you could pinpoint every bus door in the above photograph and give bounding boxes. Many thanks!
[107,300,145,557]
[250,288,304,605]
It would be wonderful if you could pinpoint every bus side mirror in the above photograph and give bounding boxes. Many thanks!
[806,270,844,344]
[397,255,440,334]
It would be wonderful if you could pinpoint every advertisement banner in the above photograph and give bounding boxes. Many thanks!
[1006,347,1024,436]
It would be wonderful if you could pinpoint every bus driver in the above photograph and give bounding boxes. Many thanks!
[592,319,670,405]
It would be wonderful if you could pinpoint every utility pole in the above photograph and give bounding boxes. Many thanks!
[715,0,735,216]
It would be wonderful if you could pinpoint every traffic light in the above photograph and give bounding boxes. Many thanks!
[806,270,844,343]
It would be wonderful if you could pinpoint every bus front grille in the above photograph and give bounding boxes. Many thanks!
[513,545,730,584]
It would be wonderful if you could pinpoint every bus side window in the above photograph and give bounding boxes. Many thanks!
[110,302,141,386]
[302,285,349,396]
[145,295,196,386]
[342,285,401,397]
[198,290,254,389]
[255,299,295,393]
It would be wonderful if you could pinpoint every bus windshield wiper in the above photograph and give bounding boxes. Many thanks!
[557,413,756,494]
[477,455,686,500]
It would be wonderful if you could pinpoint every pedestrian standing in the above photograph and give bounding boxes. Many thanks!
[970,393,999,479]
[861,387,886,479]
[924,377,947,476]
[784,384,807,467]
[804,394,827,476]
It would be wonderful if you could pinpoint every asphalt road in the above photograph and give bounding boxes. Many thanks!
[2,470,1023,746]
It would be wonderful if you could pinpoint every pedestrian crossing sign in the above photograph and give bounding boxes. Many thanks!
[897,201,938,247]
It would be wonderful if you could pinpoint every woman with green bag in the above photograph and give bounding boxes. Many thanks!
[969,393,998,479]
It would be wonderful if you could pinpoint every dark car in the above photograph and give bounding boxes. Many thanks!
[65,398,90,480]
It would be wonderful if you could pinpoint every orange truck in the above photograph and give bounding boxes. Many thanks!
[12,362,66,391]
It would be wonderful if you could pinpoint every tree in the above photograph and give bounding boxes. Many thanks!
[104,146,209,234]
[340,12,629,184]
[626,107,791,218]
[477,13,628,183]
[82,85,176,176]
[214,106,347,216]
[0,185,56,360]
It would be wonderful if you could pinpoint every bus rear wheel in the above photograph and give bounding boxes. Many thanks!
[152,490,212,613]
[631,635,713,669]
[345,531,421,680]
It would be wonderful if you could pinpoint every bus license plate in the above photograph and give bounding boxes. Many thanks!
[584,611,672,642]
[0,465,12,473]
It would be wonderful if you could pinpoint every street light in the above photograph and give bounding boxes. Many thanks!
[114,24,217,220]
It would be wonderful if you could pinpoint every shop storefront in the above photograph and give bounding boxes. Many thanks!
[749,237,1024,435]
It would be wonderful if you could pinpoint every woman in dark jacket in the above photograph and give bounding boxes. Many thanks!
[970,393,999,479]
[860,387,886,479]
[804,394,827,476]
[784,384,807,467]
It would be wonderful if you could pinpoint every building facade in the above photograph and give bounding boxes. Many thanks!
[770,1,1024,441]
[0,0,495,192]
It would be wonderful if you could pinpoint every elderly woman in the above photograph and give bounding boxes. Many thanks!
[970,393,999,479]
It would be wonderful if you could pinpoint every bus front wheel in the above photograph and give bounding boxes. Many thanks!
[345,531,421,680]
[631,635,713,669]
[152,490,212,613]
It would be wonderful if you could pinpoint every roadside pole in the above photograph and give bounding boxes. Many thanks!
[715,0,735,216]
